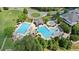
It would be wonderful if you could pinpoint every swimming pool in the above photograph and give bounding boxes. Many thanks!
[37,25,59,39]
[16,22,30,34]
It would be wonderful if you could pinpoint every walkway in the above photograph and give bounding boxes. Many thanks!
[0,37,7,51]
[72,41,79,44]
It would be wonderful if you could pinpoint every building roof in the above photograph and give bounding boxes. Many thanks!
[34,19,44,26]
[61,9,79,26]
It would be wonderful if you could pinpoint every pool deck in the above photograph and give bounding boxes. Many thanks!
[15,22,31,34]
[13,21,63,40]
[36,24,63,40]
[37,24,52,40]
[13,22,32,40]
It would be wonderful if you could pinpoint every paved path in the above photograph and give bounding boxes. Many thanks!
[0,37,7,51]
[72,41,79,44]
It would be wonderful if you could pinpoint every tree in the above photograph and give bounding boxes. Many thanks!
[31,7,60,12]
[43,16,51,23]
[64,8,69,13]
[59,22,70,33]
[23,8,28,14]
[31,7,54,11]
[67,40,72,50]
[52,41,59,50]
[17,14,26,23]
[47,40,53,50]
[52,39,60,51]
[4,26,15,38]
[34,38,43,51]
[58,38,72,49]
[14,35,43,51]
[18,14,26,21]
[14,39,26,51]
[56,17,63,24]
[36,37,48,50]
[47,39,59,51]
[3,7,9,10]
[72,24,79,35]
[0,8,2,12]
[70,35,79,41]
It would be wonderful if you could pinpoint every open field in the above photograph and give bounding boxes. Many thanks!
[0,10,23,49]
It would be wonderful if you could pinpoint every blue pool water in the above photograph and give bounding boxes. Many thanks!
[16,22,30,34]
[37,26,55,38]
[50,28,58,34]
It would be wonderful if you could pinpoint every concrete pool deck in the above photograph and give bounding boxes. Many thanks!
[36,24,63,40]
[13,22,32,40]
[13,21,63,40]
[37,24,52,40]
[15,22,31,34]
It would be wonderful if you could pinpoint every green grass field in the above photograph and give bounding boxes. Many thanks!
[32,13,40,17]
[0,10,23,50]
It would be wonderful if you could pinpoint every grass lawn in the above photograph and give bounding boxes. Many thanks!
[3,38,14,50]
[32,13,40,17]
[0,10,23,49]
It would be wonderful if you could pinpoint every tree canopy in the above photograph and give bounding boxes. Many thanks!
[17,14,26,23]
[59,22,70,33]
[23,8,28,14]
[70,35,79,41]
[14,35,44,51]
[59,38,72,49]
[43,16,51,23]
[72,24,79,35]
[3,7,9,10]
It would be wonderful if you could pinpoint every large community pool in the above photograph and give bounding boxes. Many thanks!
[14,22,61,40]
[37,25,59,39]
[16,22,30,34]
